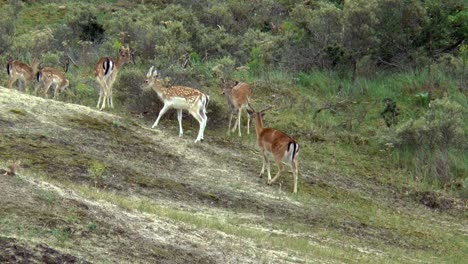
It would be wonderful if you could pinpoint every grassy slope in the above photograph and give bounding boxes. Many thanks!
[0,86,466,263]
[1,1,467,263]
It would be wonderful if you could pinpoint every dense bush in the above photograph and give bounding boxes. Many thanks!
[389,98,466,185]
[113,68,161,114]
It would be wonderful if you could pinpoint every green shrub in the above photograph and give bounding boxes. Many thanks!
[389,98,466,186]
[70,81,98,107]
[114,67,162,115]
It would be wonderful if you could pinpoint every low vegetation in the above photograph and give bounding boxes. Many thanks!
[0,0,466,263]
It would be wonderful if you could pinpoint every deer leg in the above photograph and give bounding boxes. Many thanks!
[96,88,103,109]
[191,109,205,143]
[53,85,60,100]
[231,110,239,134]
[237,108,242,137]
[258,151,267,178]
[177,109,183,137]
[152,104,170,128]
[24,79,30,94]
[260,151,272,181]
[96,78,105,109]
[7,76,18,89]
[43,82,53,98]
[227,113,233,135]
[109,87,114,108]
[268,161,284,186]
[246,109,250,135]
[292,159,298,193]
[100,83,110,110]
[199,108,208,141]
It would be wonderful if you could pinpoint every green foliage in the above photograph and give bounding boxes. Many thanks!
[373,0,426,66]
[11,28,55,59]
[51,228,71,244]
[40,51,63,67]
[113,67,161,114]
[0,5,16,58]
[71,82,97,107]
[87,222,97,231]
[88,160,106,187]
[67,9,105,43]
[390,98,466,186]
[247,47,264,77]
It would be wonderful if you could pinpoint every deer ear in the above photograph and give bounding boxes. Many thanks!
[246,108,254,116]
[152,69,158,77]
[147,66,154,77]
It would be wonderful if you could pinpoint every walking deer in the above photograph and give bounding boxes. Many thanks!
[220,79,252,137]
[6,58,40,93]
[247,103,300,193]
[143,66,209,143]
[36,67,69,99]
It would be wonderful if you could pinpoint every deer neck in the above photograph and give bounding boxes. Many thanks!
[253,113,265,138]
[114,56,127,72]
[152,79,170,99]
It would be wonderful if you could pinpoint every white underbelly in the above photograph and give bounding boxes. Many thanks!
[171,97,190,109]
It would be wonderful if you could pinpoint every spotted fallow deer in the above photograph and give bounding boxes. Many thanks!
[6,58,40,93]
[143,66,209,143]
[94,46,131,110]
[220,79,252,137]
[247,103,300,193]
[36,67,69,99]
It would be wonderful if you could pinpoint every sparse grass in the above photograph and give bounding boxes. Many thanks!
[62,177,465,263]
[16,3,69,34]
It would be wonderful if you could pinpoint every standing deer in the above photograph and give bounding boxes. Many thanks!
[220,79,252,137]
[247,103,300,193]
[35,67,69,99]
[6,58,40,93]
[94,46,131,110]
[143,66,209,143]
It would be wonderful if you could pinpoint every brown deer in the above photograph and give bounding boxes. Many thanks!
[247,103,300,193]
[35,67,69,99]
[143,66,209,143]
[94,46,131,110]
[6,58,40,93]
[220,79,252,137]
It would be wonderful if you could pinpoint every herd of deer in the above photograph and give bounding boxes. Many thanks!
[5,46,300,193]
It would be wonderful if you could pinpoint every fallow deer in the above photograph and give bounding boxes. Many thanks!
[247,103,300,193]
[143,66,209,143]
[6,58,40,93]
[94,45,131,110]
[36,67,69,99]
[220,79,252,137]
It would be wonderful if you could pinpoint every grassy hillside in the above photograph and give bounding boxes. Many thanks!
[0,0,467,263]
[0,86,466,263]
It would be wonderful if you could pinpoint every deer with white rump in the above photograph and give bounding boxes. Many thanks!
[36,67,69,99]
[6,58,40,93]
[95,46,132,110]
[220,79,252,137]
[247,103,300,193]
[143,66,209,143]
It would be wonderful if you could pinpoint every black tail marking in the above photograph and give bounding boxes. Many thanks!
[290,141,299,163]
[7,62,11,76]
[103,58,113,76]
